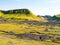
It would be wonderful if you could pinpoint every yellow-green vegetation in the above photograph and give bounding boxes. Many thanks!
[0,11,3,16]
[0,23,60,45]
[0,9,48,22]
[55,14,60,17]
[0,24,60,34]
[0,34,59,45]
[3,14,40,21]
[0,24,47,34]
[52,14,60,20]
[38,16,48,22]
[0,9,60,45]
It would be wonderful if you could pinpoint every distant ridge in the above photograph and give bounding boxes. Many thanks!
[52,14,60,21]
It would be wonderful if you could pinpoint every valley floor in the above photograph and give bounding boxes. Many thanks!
[0,34,60,45]
[0,22,60,45]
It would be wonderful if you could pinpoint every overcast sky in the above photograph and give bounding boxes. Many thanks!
[0,0,60,16]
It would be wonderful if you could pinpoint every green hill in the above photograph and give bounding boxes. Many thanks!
[52,14,60,21]
[0,9,48,22]
[55,14,60,17]
[0,9,40,21]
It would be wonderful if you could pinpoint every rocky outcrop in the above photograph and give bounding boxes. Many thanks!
[1,9,31,14]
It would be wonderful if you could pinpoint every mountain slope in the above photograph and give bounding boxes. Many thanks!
[0,9,40,21]
[37,16,48,22]
[52,14,60,21]
[0,9,48,22]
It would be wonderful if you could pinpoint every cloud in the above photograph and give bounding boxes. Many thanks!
[49,0,60,3]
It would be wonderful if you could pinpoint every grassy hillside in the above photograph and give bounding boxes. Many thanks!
[55,14,60,17]
[0,34,60,45]
[0,9,40,21]
[0,23,60,45]
[0,9,60,45]
[37,16,48,22]
[51,14,60,21]
[0,24,47,34]
[0,11,4,16]
[0,9,48,22]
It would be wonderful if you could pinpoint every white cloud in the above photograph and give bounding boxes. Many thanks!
[32,8,60,16]
[49,0,60,3]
